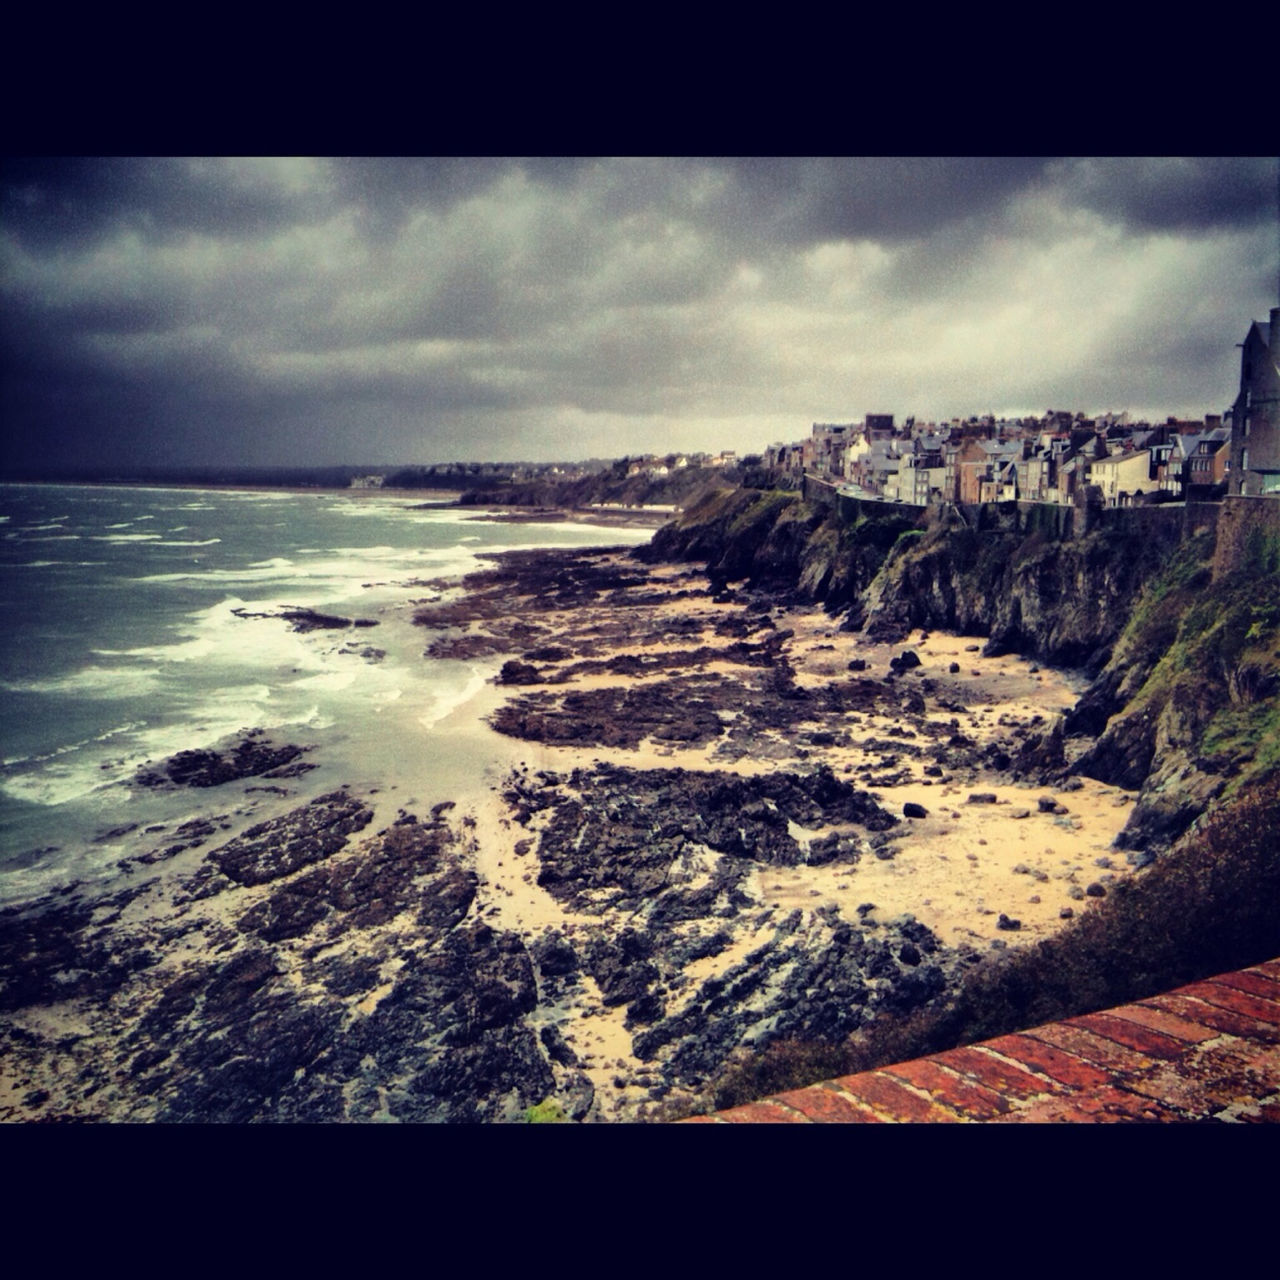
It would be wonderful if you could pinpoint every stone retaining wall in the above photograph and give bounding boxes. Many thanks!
[1212,494,1280,580]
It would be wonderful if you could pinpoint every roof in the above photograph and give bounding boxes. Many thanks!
[685,958,1280,1124]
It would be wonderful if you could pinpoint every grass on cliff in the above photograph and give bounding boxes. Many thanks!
[1103,531,1216,686]
[726,489,799,538]
[666,485,795,535]
[701,770,1280,1113]
[1105,544,1280,798]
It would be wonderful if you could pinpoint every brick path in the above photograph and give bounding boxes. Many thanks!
[683,959,1280,1123]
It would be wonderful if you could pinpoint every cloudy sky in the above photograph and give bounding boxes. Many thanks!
[2,156,1276,474]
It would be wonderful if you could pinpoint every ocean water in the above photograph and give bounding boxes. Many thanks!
[0,483,651,904]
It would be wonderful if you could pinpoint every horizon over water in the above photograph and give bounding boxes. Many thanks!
[0,483,651,905]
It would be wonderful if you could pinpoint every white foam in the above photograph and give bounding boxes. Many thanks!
[329,501,420,518]
[0,761,120,807]
[96,597,325,672]
[2,719,144,768]
[289,670,358,693]
[137,556,298,585]
[138,545,485,605]
[418,664,491,729]
[92,532,163,543]
[3,665,162,698]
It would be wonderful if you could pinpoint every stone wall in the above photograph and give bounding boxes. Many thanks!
[803,473,1224,560]
[1091,502,1217,552]
[800,476,928,526]
[1212,494,1280,579]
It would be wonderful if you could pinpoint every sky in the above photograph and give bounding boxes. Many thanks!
[2,156,1277,474]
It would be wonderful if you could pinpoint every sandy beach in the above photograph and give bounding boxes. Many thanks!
[0,531,1139,1124]
[394,550,1137,1117]
[454,573,1129,946]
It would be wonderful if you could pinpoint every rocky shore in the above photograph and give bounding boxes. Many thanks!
[1,537,1142,1123]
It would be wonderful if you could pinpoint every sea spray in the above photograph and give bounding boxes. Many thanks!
[0,482,651,903]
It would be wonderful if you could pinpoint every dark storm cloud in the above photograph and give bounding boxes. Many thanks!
[1052,157,1277,233]
[717,157,1056,245]
[1,156,1274,473]
[1,157,334,250]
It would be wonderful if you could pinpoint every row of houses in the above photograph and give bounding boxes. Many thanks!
[625,451,738,479]
[763,304,1280,507]
[767,415,1231,507]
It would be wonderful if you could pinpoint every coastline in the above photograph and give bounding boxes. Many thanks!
[0,531,1138,1123]
[1,477,676,531]
[435,557,1132,953]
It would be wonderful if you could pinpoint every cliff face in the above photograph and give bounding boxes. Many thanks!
[636,489,1280,1101]
[640,488,1280,862]
[643,489,1179,672]
[638,485,919,608]
[1070,532,1280,854]
[458,462,749,511]
[859,514,1192,672]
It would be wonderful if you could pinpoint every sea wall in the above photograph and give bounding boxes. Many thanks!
[1212,494,1280,579]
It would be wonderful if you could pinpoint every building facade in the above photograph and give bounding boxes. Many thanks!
[1229,307,1280,496]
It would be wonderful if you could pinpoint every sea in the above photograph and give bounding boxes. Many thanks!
[0,483,652,906]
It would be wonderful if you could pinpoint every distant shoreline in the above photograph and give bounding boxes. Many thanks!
[1,477,463,501]
[1,478,676,532]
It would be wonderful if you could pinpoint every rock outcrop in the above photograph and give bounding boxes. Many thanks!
[1069,532,1280,857]
[634,488,1280,867]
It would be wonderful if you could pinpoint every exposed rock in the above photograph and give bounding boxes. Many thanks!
[202,791,374,889]
[135,732,311,790]
[231,605,378,632]
[497,660,543,685]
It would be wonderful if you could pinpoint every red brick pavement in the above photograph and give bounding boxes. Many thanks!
[685,959,1280,1123]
